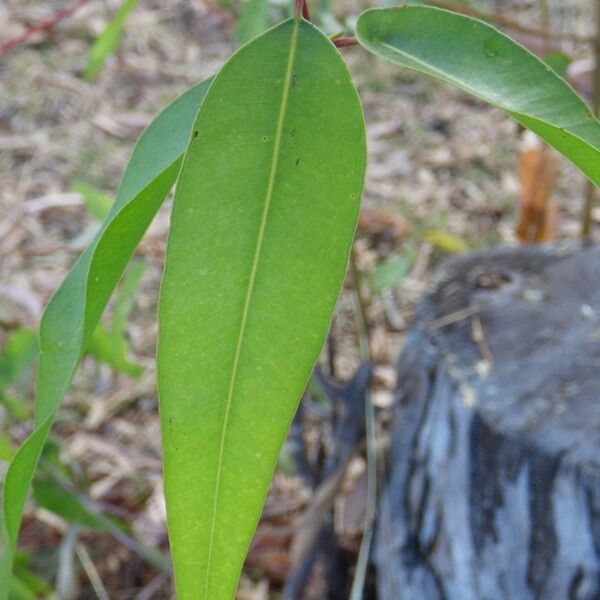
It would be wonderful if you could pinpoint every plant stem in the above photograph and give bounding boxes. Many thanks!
[348,246,377,600]
[349,247,370,362]
[0,0,92,56]
[294,0,310,20]
[333,37,359,48]
[582,0,600,239]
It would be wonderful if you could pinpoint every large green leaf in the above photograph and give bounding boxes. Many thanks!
[356,6,600,186]
[0,78,212,598]
[158,17,366,598]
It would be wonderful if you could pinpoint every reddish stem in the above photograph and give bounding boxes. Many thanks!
[294,0,310,20]
[0,0,92,56]
[302,2,310,21]
[333,37,358,48]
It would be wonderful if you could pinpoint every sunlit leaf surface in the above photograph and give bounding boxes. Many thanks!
[158,18,366,599]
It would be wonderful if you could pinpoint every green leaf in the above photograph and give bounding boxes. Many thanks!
[8,577,36,600]
[0,331,38,392]
[372,248,415,293]
[0,437,14,462]
[158,17,365,598]
[88,262,145,377]
[84,0,140,81]
[543,51,571,79]
[32,479,117,532]
[9,556,53,600]
[236,0,269,44]
[356,6,600,186]
[73,181,113,220]
[0,330,38,422]
[0,78,212,599]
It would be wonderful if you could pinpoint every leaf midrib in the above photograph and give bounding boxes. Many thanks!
[203,18,301,597]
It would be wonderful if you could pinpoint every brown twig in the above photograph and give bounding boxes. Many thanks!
[333,37,358,48]
[302,1,310,21]
[294,0,310,21]
[0,0,92,57]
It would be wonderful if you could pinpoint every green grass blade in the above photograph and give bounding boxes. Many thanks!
[356,6,600,186]
[73,181,113,220]
[32,479,120,532]
[88,262,146,377]
[0,78,212,599]
[158,18,366,599]
[0,331,38,393]
[85,0,140,81]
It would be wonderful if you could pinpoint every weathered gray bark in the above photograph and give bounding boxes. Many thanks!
[376,244,600,600]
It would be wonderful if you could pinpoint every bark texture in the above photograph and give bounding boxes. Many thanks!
[376,244,600,600]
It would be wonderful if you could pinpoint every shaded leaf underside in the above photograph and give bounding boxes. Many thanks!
[356,6,600,186]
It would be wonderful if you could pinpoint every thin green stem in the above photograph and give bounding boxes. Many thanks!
[348,246,377,600]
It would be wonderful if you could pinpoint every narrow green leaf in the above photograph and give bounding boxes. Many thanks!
[236,0,269,44]
[543,51,571,79]
[85,0,140,81]
[72,181,113,220]
[356,6,600,186]
[88,262,145,377]
[0,78,212,599]
[110,261,145,336]
[0,437,14,462]
[0,330,38,422]
[32,479,118,532]
[12,557,53,599]
[372,248,415,293]
[158,18,365,599]
[8,577,36,600]
[0,331,38,392]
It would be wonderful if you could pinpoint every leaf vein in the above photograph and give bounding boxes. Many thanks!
[203,18,301,598]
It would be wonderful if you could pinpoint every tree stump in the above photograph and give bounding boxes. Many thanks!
[376,244,600,600]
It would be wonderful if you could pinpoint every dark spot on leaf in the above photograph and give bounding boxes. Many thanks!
[193,130,199,138]
[295,157,300,166]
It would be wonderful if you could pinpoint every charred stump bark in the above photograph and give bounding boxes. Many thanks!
[376,244,600,600]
